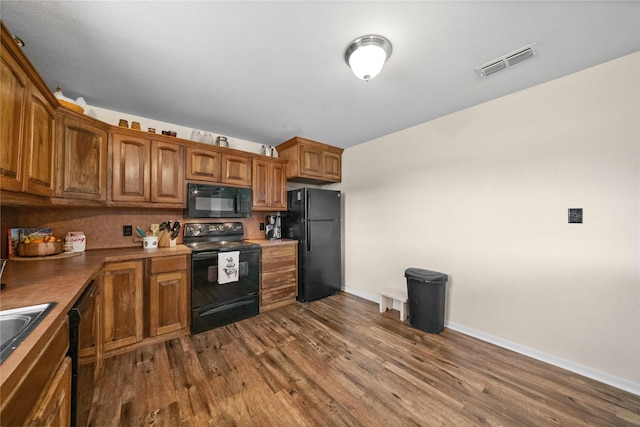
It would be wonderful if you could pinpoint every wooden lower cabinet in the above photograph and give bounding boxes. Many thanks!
[102,260,144,353]
[101,255,189,357]
[28,356,72,426]
[147,255,189,337]
[259,242,298,311]
[0,318,70,426]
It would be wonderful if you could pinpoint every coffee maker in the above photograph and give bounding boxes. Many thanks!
[265,214,282,240]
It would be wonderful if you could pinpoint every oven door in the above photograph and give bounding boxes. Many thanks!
[191,247,260,333]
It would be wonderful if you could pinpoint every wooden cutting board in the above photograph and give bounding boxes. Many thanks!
[10,251,83,261]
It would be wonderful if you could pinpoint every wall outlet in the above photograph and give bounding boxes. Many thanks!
[568,208,583,224]
[123,225,133,236]
[259,222,265,230]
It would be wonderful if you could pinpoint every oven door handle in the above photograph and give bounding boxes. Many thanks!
[200,299,256,316]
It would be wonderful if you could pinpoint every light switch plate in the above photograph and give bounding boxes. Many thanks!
[568,208,583,224]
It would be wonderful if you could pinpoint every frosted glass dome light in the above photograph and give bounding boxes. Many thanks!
[345,35,392,81]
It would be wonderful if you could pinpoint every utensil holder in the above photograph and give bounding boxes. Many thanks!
[142,236,158,249]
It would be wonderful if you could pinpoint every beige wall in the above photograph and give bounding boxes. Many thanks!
[339,52,639,393]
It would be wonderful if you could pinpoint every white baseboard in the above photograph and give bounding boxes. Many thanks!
[342,286,639,396]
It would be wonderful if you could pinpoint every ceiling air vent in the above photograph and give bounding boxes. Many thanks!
[475,42,538,78]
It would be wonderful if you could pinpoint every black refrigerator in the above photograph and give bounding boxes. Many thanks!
[284,188,341,302]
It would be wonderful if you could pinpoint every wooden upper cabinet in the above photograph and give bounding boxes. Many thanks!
[276,136,343,184]
[322,151,341,181]
[186,145,251,187]
[151,140,184,204]
[222,153,251,187]
[21,79,56,197]
[186,145,222,182]
[55,109,108,201]
[252,157,287,211]
[0,45,27,192]
[112,131,186,206]
[1,22,57,197]
[111,133,150,202]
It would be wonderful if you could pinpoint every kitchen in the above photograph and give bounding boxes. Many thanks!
[1,2,640,426]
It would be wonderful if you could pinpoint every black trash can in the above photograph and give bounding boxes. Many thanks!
[405,268,448,334]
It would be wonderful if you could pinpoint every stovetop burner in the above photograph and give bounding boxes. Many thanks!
[183,222,258,253]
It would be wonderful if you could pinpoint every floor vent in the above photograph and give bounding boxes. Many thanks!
[475,43,538,78]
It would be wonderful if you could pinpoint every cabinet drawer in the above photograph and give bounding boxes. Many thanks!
[262,244,296,260]
[262,268,297,290]
[262,286,297,307]
[150,255,188,274]
[263,257,296,272]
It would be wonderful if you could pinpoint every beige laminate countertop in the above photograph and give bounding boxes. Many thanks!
[0,245,191,392]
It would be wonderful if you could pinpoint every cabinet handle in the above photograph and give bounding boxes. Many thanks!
[160,280,178,286]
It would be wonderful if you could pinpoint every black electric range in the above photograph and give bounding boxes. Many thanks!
[184,222,260,333]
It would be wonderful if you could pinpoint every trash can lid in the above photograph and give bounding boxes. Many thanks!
[404,268,448,283]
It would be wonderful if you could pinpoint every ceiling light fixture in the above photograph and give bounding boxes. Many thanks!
[345,35,392,81]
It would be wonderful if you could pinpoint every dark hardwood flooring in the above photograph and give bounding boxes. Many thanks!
[89,293,640,426]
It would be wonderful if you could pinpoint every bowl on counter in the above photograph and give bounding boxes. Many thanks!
[17,241,63,257]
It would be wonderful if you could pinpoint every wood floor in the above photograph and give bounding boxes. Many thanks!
[89,293,640,426]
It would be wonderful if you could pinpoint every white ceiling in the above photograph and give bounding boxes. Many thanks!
[2,1,639,149]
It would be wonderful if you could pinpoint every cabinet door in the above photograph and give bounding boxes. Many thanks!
[151,140,184,204]
[27,357,72,427]
[323,151,341,181]
[112,133,150,202]
[299,145,322,177]
[149,270,188,336]
[56,113,108,201]
[270,162,287,210]
[186,145,221,182]
[0,49,27,192]
[222,153,251,187]
[252,158,270,208]
[21,82,56,197]
[102,261,143,352]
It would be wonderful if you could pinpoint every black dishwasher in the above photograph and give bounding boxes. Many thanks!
[68,279,99,427]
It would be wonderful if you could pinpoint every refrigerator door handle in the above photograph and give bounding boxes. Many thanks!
[306,222,311,252]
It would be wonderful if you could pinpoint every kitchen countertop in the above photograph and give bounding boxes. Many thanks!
[246,238,298,246]
[0,245,191,393]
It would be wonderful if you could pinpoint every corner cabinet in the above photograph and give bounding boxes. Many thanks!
[55,108,109,202]
[111,131,185,206]
[276,136,343,184]
[1,22,57,197]
[252,157,287,211]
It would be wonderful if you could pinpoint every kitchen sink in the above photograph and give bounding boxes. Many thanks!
[0,302,56,364]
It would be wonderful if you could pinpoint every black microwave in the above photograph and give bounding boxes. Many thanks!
[186,184,252,218]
